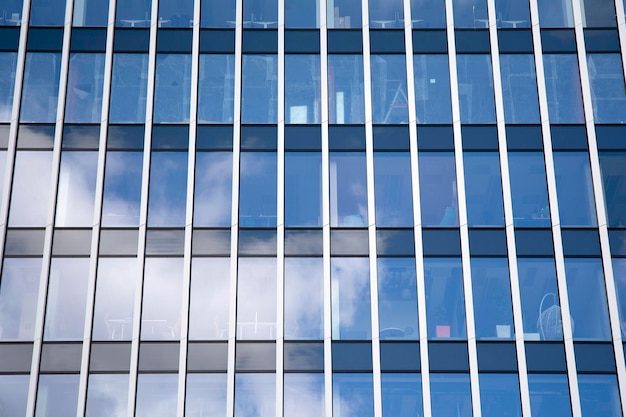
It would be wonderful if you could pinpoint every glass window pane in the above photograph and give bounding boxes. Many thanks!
[381,374,422,417]
[424,258,466,339]
[332,258,371,340]
[0,258,42,340]
[0,53,18,122]
[286,0,318,27]
[612,258,626,339]
[543,55,584,123]
[453,0,488,27]
[237,258,276,340]
[194,152,233,227]
[198,55,235,123]
[135,374,178,417]
[158,0,192,27]
[371,55,408,124]
[327,0,362,28]
[578,374,621,417]
[116,0,151,26]
[85,374,129,417]
[201,0,235,27]
[235,374,276,417]
[189,258,230,340]
[285,152,322,227]
[92,258,139,341]
[0,0,24,25]
[587,54,626,124]
[243,0,277,27]
[495,0,530,28]
[599,152,626,227]
[463,152,505,227]
[378,258,418,340]
[430,374,472,417]
[328,55,364,124]
[73,0,108,25]
[553,152,597,227]
[141,258,183,340]
[418,152,458,227]
[528,374,572,417]
[471,258,514,340]
[239,152,277,227]
[0,375,29,416]
[242,55,278,123]
[333,374,374,417]
[508,152,551,227]
[109,54,148,123]
[30,0,66,25]
[35,375,79,417]
[500,55,540,124]
[414,55,452,124]
[537,0,573,27]
[285,258,323,340]
[369,0,403,27]
[65,54,105,123]
[330,152,367,227]
[154,54,192,123]
[186,374,228,416]
[55,151,99,227]
[44,258,90,341]
[284,374,325,415]
[20,53,62,123]
[148,152,188,227]
[102,151,143,226]
[9,151,53,226]
[374,152,413,226]
[479,374,522,417]
[457,54,496,124]
[285,55,321,124]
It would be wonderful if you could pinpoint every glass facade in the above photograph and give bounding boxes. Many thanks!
[0,0,625,415]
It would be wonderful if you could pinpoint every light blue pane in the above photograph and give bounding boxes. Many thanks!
[239,152,277,227]
[189,258,230,340]
[141,258,183,340]
[371,54,408,124]
[30,0,66,25]
[102,151,143,226]
[158,0,192,27]
[414,55,452,124]
[457,55,496,123]
[35,374,79,417]
[424,258,466,339]
[242,55,277,123]
[333,374,374,417]
[418,152,458,226]
[612,258,626,338]
[0,1,23,25]
[285,152,322,227]
[85,374,129,417]
[55,151,99,227]
[517,258,562,341]
[599,152,626,227]
[235,374,276,417]
[508,152,551,227]
[201,0,236,27]
[194,152,233,227]
[0,52,17,121]
[471,258,514,340]
[528,374,572,417]
[116,0,151,26]
[537,0,573,26]
[553,152,597,226]
[565,259,611,340]
[73,0,109,25]
[410,0,445,27]
[430,374,472,417]
[453,0,488,27]
[500,55,540,123]
[328,55,364,124]
[374,153,413,227]
[381,374,422,417]
[198,55,235,123]
[0,375,29,416]
[479,374,521,417]
[237,258,277,340]
[579,374,621,417]
[543,55,584,123]
[330,152,367,227]
[0,258,42,340]
[332,258,371,340]
[135,374,178,417]
[109,54,148,123]
[284,258,324,340]
[587,54,626,123]
[378,258,419,340]
[495,0,531,28]
[369,0,403,27]
[148,152,188,227]
[463,152,505,227]
[65,54,105,122]
[186,374,228,416]
[284,374,325,415]
[285,55,321,124]
[243,0,277,27]
[285,0,318,27]
[20,53,61,122]
[153,54,191,123]
[328,0,362,28]
[9,151,54,226]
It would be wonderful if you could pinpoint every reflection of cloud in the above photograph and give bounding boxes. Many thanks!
[332,258,371,338]
[141,258,184,340]
[102,152,143,226]
[0,375,29,416]
[56,151,98,227]
[235,374,275,417]
[333,375,375,417]
[148,152,188,227]
[194,152,232,226]
[237,258,276,340]
[284,259,324,339]
[189,258,230,340]
[9,152,53,226]
[284,374,324,416]
[86,374,129,417]
[186,374,227,417]
[135,374,178,417]
[0,258,41,340]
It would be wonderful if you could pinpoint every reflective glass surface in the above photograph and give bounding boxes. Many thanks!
[471,258,514,340]
[414,55,452,124]
[30,0,66,25]
[73,0,108,26]
[0,375,29,416]
[101,151,143,226]
[65,54,105,123]
[371,55,408,124]
[148,152,188,227]
[0,258,42,340]
[587,54,626,123]
[599,152,626,227]
[528,374,572,417]
[284,374,324,415]
[285,0,318,27]
[463,152,505,227]
[242,55,278,123]
[453,0,488,27]
[186,374,228,415]
[495,0,530,28]
[35,374,79,417]
[285,152,322,227]
[369,0,403,27]
[518,258,562,340]
[239,152,277,227]
[20,53,62,123]
[479,374,522,417]
[284,258,324,340]
[55,151,98,227]
[109,54,148,123]
[85,374,129,417]
[201,0,235,27]
[330,152,367,227]
[430,374,472,416]
[410,0,445,27]
[378,258,418,340]
[285,55,320,124]
[0,0,24,26]
[500,54,540,123]
[543,55,584,123]
[327,0,361,28]
[612,258,626,338]
[508,152,551,227]
[243,0,277,27]
[9,151,53,226]
[457,54,496,123]
[141,258,183,340]
[194,152,232,227]
[537,0,573,27]
[154,54,192,123]
[553,152,597,227]
[333,373,374,417]
[135,374,178,417]
[578,374,622,416]
[328,55,364,124]
[418,152,458,226]
[381,374,422,417]
[235,373,275,417]
[374,152,413,227]
[424,258,466,339]
[237,258,276,340]
[189,258,230,340]
[198,55,235,123]
[332,258,371,340]
[0,53,17,121]
[158,0,192,27]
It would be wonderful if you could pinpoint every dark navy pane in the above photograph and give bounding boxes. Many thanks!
[464,152,505,227]
[381,374,422,417]
[374,153,413,226]
[508,152,551,227]
[419,152,458,226]
[553,152,597,226]
[424,258,467,339]
[239,152,277,227]
[528,374,572,417]
[378,258,419,340]
[430,374,472,417]
[333,374,374,417]
[479,374,522,417]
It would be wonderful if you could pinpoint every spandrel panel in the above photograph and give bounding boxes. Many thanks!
[457,54,496,124]
[599,152,626,227]
[198,55,235,123]
[371,55,408,124]
[418,152,458,227]
[378,258,419,340]
[430,374,472,417]
[494,0,531,28]
[189,258,230,340]
[201,0,236,27]
[147,152,188,227]
[35,375,79,417]
[30,0,66,25]
[413,55,452,124]
[285,55,321,124]
[284,374,325,415]
[500,55,540,124]
[543,55,584,123]
[153,54,192,123]
[374,152,413,226]
[135,374,178,417]
[55,151,99,227]
[453,0,488,27]
[284,258,324,340]
[472,258,514,340]
[85,374,129,417]
[479,374,522,417]
[578,375,622,416]
[528,374,572,417]
[508,152,551,227]
[141,258,183,340]
[553,152,597,226]
[332,258,371,340]
[9,151,53,226]
[65,54,105,123]
[381,374,422,417]
[0,258,42,341]
[333,374,374,417]
[327,0,362,28]
[242,55,277,123]
[101,151,143,226]
[328,55,364,124]
[285,152,322,227]
[369,0,403,27]
[109,54,149,123]
[235,374,276,417]
[0,52,17,122]
[239,152,277,227]
[186,374,228,416]
[194,152,233,227]
[158,0,193,27]
[0,375,29,416]
[587,54,626,123]
[115,0,151,26]
[92,258,139,341]
[330,152,367,227]
[463,152,505,227]
[20,53,62,123]
[285,0,319,27]
[424,258,467,340]
[237,258,277,340]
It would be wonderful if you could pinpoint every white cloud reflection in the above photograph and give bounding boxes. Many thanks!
[331,258,371,339]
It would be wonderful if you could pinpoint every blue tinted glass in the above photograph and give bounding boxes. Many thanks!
[194,152,232,227]
[371,55,408,124]
[135,374,178,417]
[587,54,626,123]
[116,0,151,26]
[285,0,318,27]
[457,55,496,123]
[154,54,191,123]
[463,152,505,227]
[328,0,362,28]
[0,1,23,25]
[73,0,109,25]
[0,375,29,416]
[414,55,452,124]
[369,0,403,27]
[55,151,98,227]
[201,0,235,27]
[424,258,467,339]
[285,258,324,340]
[158,0,192,27]
[537,0,573,27]
[198,55,235,123]
[36,375,79,417]
[599,152,626,227]
[410,0,445,27]
[378,258,419,340]
[508,152,551,227]
[85,374,129,416]
[109,54,149,123]
[430,374,472,416]
[20,53,62,122]
[528,374,572,417]
[0,258,42,340]
[9,151,53,226]
[285,152,322,227]
[543,55,584,123]
[284,374,324,415]
[148,152,188,227]
[333,374,374,417]
[243,0,277,27]
[237,258,276,340]
[187,374,227,415]
[553,152,597,227]
[330,152,367,227]
[374,153,413,226]
[285,55,320,124]
[471,258,514,340]
[189,258,230,340]
[235,374,276,417]
[578,374,621,417]
[612,258,626,338]
[382,374,422,416]
[495,0,530,28]
[328,55,364,124]
[332,258,371,340]
[102,151,143,226]
[30,0,66,25]
[239,152,277,227]
[141,258,183,340]
[0,53,17,121]
[479,374,522,417]
[500,55,540,123]
[418,152,458,226]
[453,0,488,27]
[564,258,611,340]
[242,55,277,123]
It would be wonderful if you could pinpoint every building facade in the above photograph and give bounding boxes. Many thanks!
[0,0,625,415]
